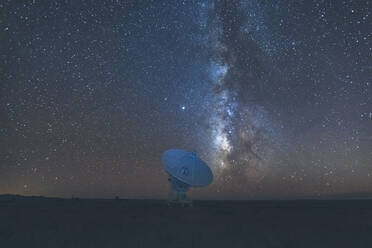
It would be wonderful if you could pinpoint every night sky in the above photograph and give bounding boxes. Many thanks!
[1,0,371,199]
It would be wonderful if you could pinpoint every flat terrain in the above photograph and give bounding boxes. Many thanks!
[1,195,372,248]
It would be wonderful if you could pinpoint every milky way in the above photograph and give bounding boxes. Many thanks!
[196,1,284,195]
[0,0,371,199]
[197,0,371,198]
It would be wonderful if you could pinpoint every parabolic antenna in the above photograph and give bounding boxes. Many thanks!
[162,149,213,202]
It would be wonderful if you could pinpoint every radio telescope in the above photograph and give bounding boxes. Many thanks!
[162,149,213,203]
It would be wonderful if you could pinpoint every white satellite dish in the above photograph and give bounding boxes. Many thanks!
[162,149,213,203]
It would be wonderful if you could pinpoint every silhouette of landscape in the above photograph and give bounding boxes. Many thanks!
[1,194,372,247]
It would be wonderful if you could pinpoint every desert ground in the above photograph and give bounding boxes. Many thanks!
[1,195,372,247]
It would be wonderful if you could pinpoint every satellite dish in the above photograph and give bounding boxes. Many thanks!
[162,149,213,203]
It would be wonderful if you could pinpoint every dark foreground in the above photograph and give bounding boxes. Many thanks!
[1,195,372,248]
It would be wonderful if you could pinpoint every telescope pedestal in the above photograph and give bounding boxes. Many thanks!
[167,175,192,206]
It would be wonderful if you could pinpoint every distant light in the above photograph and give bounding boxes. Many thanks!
[181,106,186,110]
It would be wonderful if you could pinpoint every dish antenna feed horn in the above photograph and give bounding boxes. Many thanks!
[162,149,213,205]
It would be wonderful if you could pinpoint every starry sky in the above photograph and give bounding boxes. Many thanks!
[1,0,371,199]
